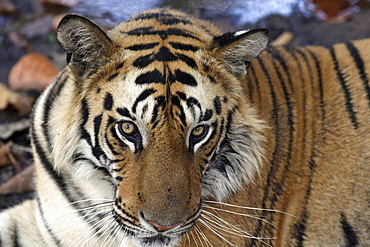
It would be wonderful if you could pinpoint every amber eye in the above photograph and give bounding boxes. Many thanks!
[120,122,136,135]
[189,125,210,151]
[191,126,205,137]
[117,121,142,152]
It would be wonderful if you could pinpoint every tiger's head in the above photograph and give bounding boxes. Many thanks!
[55,9,268,246]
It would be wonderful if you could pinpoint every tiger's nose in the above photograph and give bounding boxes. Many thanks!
[147,220,183,232]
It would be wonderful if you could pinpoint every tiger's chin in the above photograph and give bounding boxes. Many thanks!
[131,235,181,247]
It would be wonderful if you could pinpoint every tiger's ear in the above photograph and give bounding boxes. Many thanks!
[57,15,114,77]
[213,29,269,78]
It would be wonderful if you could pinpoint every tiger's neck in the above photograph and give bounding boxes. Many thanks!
[235,45,330,242]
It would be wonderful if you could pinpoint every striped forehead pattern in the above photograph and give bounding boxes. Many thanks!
[102,9,223,129]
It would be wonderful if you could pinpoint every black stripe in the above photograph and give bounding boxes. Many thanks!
[151,96,167,128]
[132,89,156,114]
[246,64,257,106]
[170,95,186,127]
[208,114,234,175]
[133,12,193,26]
[126,42,159,51]
[104,93,113,110]
[125,27,153,35]
[107,72,119,82]
[135,69,165,85]
[124,27,200,41]
[305,49,326,124]
[36,196,62,246]
[340,212,359,247]
[267,47,294,88]
[176,53,197,69]
[133,48,197,69]
[205,117,224,158]
[263,48,296,242]
[186,97,200,109]
[268,47,295,180]
[155,46,178,61]
[290,48,317,247]
[133,53,153,68]
[117,107,133,119]
[169,42,199,51]
[80,99,92,146]
[41,73,68,153]
[32,121,68,194]
[213,96,221,115]
[92,114,104,159]
[12,223,20,247]
[250,56,281,244]
[174,70,197,86]
[346,42,370,109]
[208,75,217,84]
[111,125,129,149]
[203,109,213,121]
[330,47,359,129]
[116,62,124,70]
[293,211,308,247]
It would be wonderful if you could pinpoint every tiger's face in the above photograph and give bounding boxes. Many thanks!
[56,9,268,246]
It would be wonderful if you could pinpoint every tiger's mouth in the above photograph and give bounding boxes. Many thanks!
[129,231,183,247]
[135,235,178,247]
[113,210,192,247]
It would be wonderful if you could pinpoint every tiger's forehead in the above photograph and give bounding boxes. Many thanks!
[97,9,225,124]
[109,8,216,46]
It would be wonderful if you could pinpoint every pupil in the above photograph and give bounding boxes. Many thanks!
[124,123,133,132]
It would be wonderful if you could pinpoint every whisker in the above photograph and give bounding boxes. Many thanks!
[101,218,118,247]
[193,224,211,247]
[201,212,253,238]
[203,204,277,227]
[70,210,113,247]
[90,217,117,247]
[203,200,295,217]
[202,212,275,244]
[35,208,112,247]
[188,227,199,247]
[108,223,123,247]
[198,218,238,247]
[32,200,114,233]
[184,230,191,247]
[116,225,127,247]
[201,209,276,246]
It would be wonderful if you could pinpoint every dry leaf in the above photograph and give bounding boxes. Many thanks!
[41,0,79,7]
[8,53,59,92]
[0,83,34,116]
[0,165,35,195]
[306,0,360,22]
[0,144,11,167]
[0,142,24,171]
[0,0,17,15]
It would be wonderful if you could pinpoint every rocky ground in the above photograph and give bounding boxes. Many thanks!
[1,0,370,211]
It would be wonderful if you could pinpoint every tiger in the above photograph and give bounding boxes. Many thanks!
[1,7,370,247]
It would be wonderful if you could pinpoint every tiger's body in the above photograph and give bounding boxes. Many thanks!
[0,8,370,247]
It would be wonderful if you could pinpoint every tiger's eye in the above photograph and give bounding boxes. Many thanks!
[192,126,205,137]
[121,122,136,135]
